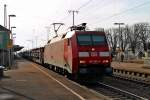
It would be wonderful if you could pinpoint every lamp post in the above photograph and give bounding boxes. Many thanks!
[8,15,16,68]
[8,14,16,30]
[11,26,16,64]
[114,23,124,62]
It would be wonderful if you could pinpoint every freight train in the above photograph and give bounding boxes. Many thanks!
[21,23,112,81]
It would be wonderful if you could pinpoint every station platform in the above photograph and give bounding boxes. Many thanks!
[112,61,150,74]
[111,61,150,84]
[0,59,108,100]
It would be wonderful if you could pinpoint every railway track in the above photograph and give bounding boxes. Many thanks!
[98,82,148,100]
[86,81,148,100]
[102,76,150,99]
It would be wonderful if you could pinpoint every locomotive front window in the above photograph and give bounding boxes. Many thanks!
[77,34,106,46]
[77,34,92,45]
[92,35,106,45]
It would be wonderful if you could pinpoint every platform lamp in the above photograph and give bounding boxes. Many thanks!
[9,15,16,44]
[8,14,16,68]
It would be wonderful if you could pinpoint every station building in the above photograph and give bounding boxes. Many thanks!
[0,25,12,67]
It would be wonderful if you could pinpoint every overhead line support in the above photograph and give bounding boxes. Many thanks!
[68,10,79,26]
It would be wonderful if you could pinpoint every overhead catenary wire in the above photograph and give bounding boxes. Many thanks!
[59,0,93,24]
[77,0,93,10]
[56,0,150,30]
[75,0,145,23]
[89,0,150,26]
[77,0,115,21]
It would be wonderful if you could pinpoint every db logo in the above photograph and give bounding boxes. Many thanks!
[92,48,95,51]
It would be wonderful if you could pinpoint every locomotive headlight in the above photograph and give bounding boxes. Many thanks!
[79,52,89,57]
[80,60,86,64]
[102,60,109,63]
[99,52,110,57]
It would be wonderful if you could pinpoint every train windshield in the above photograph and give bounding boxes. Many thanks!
[77,34,106,46]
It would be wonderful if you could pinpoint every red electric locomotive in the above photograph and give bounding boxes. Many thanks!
[44,23,112,80]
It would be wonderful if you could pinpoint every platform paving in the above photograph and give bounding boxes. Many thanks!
[0,59,109,100]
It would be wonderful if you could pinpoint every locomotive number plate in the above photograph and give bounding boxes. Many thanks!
[91,52,97,56]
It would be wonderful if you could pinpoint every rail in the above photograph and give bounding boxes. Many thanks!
[97,82,148,100]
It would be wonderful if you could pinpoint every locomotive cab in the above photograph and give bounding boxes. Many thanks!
[65,29,112,81]
[76,32,112,76]
[73,32,112,77]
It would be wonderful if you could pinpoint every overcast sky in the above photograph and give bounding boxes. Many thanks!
[0,0,150,49]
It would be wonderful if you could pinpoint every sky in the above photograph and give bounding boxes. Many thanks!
[0,0,150,50]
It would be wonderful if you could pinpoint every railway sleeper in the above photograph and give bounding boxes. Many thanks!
[113,69,150,84]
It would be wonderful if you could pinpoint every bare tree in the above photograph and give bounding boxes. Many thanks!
[96,22,150,57]
[105,28,118,54]
[119,25,130,52]
[106,26,130,53]
[137,23,150,52]
[128,24,141,54]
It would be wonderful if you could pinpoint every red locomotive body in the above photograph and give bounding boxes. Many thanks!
[44,30,112,79]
